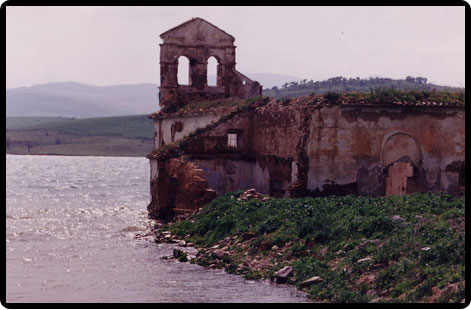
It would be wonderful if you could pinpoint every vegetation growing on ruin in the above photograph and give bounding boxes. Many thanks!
[148,96,270,159]
[159,192,465,303]
[150,88,463,160]
[263,76,464,99]
[343,88,464,104]
[177,98,250,113]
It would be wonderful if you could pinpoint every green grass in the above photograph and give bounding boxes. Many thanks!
[6,114,155,157]
[5,116,76,130]
[14,114,154,140]
[6,115,154,157]
[161,192,465,303]
[6,131,153,157]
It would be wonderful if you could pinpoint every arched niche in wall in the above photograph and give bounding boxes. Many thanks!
[381,131,422,168]
[177,56,190,86]
[381,131,423,195]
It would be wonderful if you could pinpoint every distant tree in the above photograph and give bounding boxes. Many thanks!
[282,83,289,89]
[406,76,416,83]
[328,76,343,85]
[271,86,278,91]
[416,77,427,84]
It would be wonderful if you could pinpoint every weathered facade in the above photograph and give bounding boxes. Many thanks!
[148,95,465,220]
[158,17,262,112]
[147,19,465,221]
[148,18,263,219]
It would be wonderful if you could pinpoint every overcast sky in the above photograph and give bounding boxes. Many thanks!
[6,6,465,89]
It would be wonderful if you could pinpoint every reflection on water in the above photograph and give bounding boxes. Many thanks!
[6,155,309,303]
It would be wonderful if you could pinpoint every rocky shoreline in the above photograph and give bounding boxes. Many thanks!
[152,223,316,303]
[152,189,302,284]
[154,226,293,280]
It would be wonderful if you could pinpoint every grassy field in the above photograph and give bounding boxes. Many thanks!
[6,116,77,130]
[6,115,154,157]
[159,192,465,303]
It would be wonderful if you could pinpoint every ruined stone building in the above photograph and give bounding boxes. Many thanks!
[158,17,261,114]
[147,18,465,221]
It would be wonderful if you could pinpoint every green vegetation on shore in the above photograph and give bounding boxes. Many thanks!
[158,192,465,303]
[6,115,154,157]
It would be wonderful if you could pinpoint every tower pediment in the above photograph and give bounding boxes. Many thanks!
[160,17,235,46]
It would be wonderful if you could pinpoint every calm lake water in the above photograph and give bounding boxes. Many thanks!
[5,155,309,303]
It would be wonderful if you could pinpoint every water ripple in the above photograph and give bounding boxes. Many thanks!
[6,155,309,303]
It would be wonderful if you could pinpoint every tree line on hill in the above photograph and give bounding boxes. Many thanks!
[263,76,463,99]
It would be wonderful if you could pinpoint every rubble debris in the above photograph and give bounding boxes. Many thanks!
[237,188,268,202]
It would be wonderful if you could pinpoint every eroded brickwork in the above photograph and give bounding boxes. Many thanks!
[158,18,262,112]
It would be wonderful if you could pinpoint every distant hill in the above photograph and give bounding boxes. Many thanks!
[6,76,463,120]
[6,115,154,157]
[262,76,464,99]
[6,82,159,118]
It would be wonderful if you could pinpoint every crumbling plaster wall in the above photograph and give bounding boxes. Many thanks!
[180,104,464,197]
[154,114,222,150]
[177,103,306,197]
[305,106,465,195]
[192,159,270,196]
[148,101,464,220]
